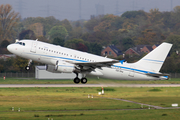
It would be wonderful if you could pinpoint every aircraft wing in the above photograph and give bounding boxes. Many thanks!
[75,60,119,67]
[67,60,119,71]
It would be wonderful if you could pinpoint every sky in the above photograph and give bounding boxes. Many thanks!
[0,0,180,21]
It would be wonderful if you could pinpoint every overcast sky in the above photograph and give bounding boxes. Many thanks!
[0,0,180,21]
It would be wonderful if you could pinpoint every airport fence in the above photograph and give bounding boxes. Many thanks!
[0,72,180,79]
[0,72,35,78]
[169,73,180,78]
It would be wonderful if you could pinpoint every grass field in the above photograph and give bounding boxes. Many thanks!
[0,87,180,120]
[1,77,180,84]
[0,109,180,120]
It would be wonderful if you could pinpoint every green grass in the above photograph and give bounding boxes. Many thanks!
[1,77,180,84]
[0,109,180,120]
[0,87,180,119]
[103,87,180,107]
[0,87,141,112]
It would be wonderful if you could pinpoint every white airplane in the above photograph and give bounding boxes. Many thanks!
[7,39,172,84]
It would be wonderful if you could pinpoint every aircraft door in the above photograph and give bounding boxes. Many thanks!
[128,66,135,77]
[30,42,38,53]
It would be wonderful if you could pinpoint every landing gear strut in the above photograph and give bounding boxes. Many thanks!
[73,73,87,84]
[25,59,32,71]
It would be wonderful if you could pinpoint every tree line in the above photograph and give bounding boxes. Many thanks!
[1,4,180,73]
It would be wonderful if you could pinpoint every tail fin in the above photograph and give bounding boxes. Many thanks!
[135,42,172,72]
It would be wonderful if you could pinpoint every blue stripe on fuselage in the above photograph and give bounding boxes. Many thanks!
[113,65,154,74]
[25,52,156,75]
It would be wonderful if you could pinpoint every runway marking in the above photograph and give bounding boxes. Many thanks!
[98,96,180,110]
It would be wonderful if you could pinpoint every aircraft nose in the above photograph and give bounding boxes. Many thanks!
[7,44,13,53]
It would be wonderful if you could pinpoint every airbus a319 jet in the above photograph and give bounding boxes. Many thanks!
[7,39,172,84]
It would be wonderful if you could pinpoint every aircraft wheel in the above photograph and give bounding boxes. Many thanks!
[74,77,80,84]
[25,66,30,71]
[81,78,87,84]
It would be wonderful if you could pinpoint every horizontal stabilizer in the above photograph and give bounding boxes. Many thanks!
[146,73,170,77]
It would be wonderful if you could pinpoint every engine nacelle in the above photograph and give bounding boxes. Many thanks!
[55,60,75,73]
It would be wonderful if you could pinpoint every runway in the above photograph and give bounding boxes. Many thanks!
[0,84,180,88]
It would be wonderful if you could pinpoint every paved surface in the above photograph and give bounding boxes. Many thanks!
[104,84,180,87]
[0,84,103,88]
[107,98,165,109]
[0,84,180,88]
[98,97,180,110]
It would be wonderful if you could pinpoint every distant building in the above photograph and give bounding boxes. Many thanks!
[124,44,159,57]
[101,45,122,57]
[141,45,153,53]
[124,45,145,56]
[95,4,104,16]
[152,44,159,49]
[35,66,82,79]
[124,48,140,56]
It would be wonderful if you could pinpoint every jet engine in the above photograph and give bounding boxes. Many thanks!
[55,60,75,73]
[46,61,75,73]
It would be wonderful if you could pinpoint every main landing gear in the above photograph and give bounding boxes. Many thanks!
[74,73,87,84]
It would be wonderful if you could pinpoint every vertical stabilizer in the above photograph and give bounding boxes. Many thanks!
[135,42,172,72]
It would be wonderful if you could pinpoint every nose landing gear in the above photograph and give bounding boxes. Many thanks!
[25,66,30,70]
[25,59,32,71]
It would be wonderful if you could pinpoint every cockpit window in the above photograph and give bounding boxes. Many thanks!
[16,42,25,46]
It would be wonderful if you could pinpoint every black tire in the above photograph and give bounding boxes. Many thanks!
[25,66,30,71]
[81,78,87,84]
[74,77,80,84]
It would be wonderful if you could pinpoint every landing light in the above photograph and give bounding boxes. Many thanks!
[15,39,19,43]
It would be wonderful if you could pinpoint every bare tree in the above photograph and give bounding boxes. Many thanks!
[0,4,19,41]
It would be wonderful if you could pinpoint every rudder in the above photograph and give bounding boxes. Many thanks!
[135,42,172,72]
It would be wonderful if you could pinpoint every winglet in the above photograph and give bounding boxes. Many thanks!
[119,60,125,64]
